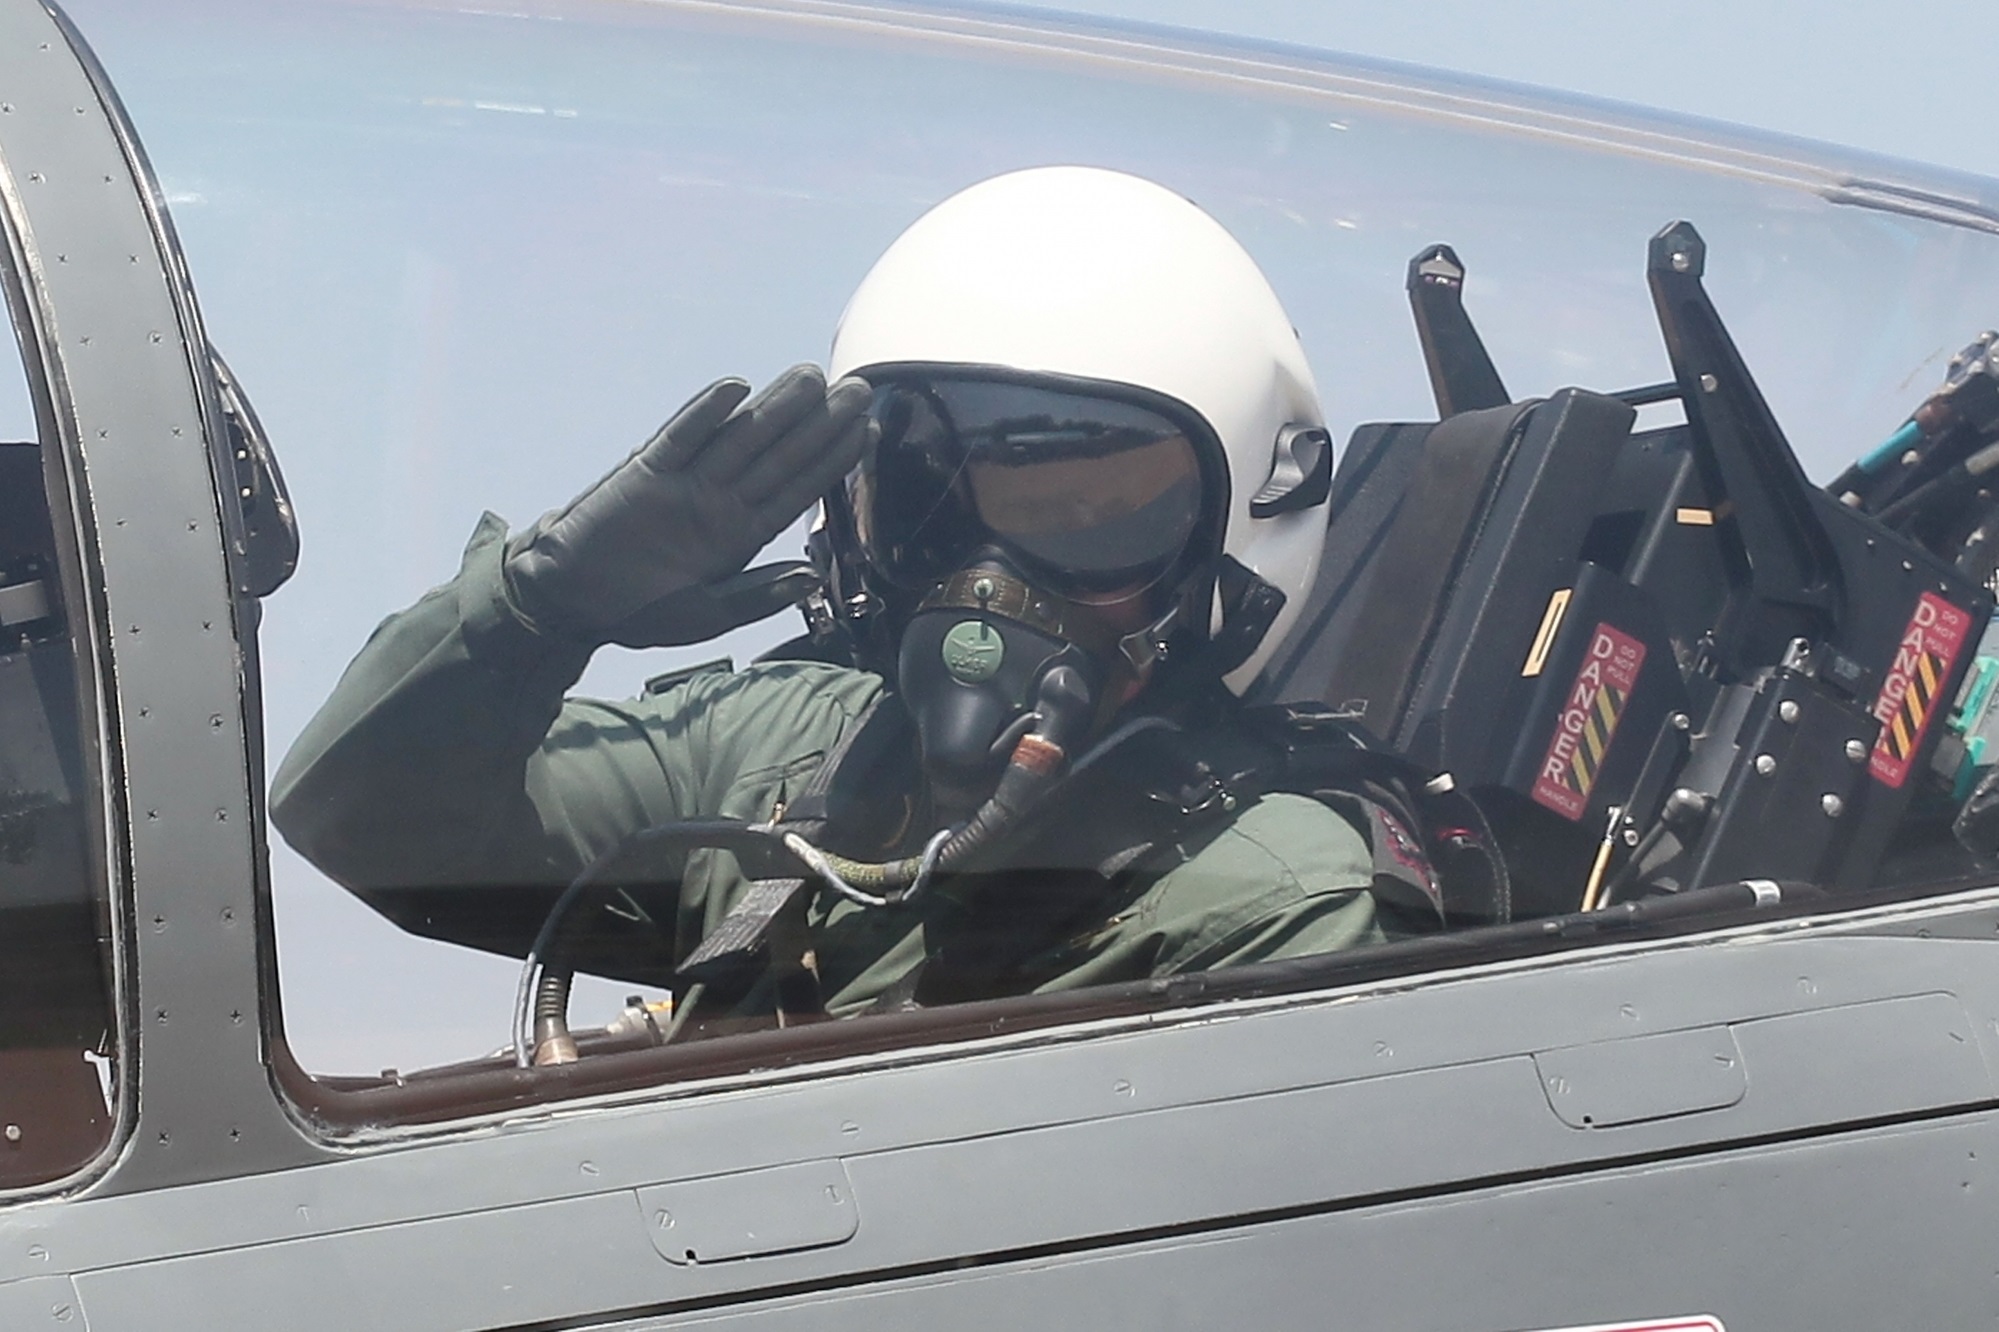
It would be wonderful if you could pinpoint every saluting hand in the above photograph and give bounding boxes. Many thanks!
[506,365,871,647]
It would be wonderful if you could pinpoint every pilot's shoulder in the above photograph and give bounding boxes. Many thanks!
[1130,793,1377,970]
[1191,792,1372,898]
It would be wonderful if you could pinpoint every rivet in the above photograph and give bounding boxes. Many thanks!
[1754,753,1776,776]
[1671,251,1690,272]
[1700,373,1718,392]
[1821,793,1845,818]
[1778,700,1800,724]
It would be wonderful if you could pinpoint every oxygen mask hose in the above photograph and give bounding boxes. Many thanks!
[783,663,1095,905]
[530,968,579,1066]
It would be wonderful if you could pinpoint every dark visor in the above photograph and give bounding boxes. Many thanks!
[850,379,1208,603]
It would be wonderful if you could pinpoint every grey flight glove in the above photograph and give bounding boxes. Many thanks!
[505,364,872,648]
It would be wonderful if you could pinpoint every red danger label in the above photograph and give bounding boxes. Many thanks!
[1870,591,1972,789]
[1533,623,1646,821]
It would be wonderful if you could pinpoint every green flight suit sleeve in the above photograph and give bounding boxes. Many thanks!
[1027,792,1385,993]
[1152,793,1388,968]
[269,513,876,907]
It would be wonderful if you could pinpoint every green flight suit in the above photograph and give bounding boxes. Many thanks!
[271,514,1387,1016]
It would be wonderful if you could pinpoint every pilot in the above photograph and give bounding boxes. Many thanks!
[272,167,1451,1039]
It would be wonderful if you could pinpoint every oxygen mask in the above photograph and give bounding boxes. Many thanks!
[896,552,1102,810]
[852,376,1218,806]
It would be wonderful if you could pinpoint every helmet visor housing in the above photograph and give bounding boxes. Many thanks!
[851,377,1215,605]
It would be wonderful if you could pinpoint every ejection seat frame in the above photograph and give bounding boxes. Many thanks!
[1258,223,1992,916]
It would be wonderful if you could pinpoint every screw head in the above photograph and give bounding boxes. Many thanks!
[1754,753,1777,776]
[1821,793,1845,818]
[3,1124,21,1143]
[1778,700,1800,724]
[1845,738,1868,763]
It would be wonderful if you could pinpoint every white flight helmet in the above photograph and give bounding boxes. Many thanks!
[828,165,1331,693]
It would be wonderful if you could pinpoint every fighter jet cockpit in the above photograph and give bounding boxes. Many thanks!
[259,165,1999,1101]
[20,0,1984,1126]
[18,3,1999,1323]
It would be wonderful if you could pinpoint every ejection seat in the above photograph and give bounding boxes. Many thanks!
[1253,225,1990,917]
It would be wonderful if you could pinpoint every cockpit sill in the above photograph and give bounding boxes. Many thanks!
[275,870,1999,1141]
